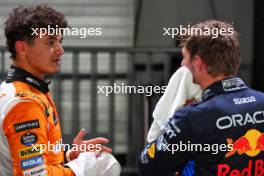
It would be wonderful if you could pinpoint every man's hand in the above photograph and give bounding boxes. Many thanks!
[69,129,112,160]
[184,98,197,106]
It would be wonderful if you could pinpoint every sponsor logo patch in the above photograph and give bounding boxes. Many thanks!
[14,120,40,133]
[23,165,47,176]
[162,123,178,139]
[225,129,264,158]
[19,146,41,159]
[20,132,38,146]
[233,96,256,105]
[147,143,156,159]
[7,68,15,79]
[21,156,44,170]
[216,111,264,130]
[222,78,246,92]
[217,159,264,176]
[26,77,41,87]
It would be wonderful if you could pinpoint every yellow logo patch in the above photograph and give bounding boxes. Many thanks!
[19,146,41,159]
[147,143,156,159]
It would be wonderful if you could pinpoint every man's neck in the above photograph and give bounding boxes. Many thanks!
[12,60,45,80]
[200,74,227,90]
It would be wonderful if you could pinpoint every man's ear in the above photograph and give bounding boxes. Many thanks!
[194,55,206,72]
[15,41,28,56]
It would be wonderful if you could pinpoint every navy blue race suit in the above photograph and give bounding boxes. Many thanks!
[138,77,264,176]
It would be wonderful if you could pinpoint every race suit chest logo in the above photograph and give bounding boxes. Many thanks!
[233,96,256,105]
[21,156,44,170]
[217,129,264,175]
[22,165,47,176]
[216,111,264,130]
[14,119,40,133]
[20,132,38,146]
[225,129,264,158]
[217,159,264,176]
[19,146,41,159]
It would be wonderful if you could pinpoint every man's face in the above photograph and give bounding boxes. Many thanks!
[181,47,199,83]
[25,35,64,77]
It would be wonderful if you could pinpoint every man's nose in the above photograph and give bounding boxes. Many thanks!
[55,43,64,56]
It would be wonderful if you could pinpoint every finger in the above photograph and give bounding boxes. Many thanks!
[101,146,112,153]
[73,129,86,143]
[82,137,109,145]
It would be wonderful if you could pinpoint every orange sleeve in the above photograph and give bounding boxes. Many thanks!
[3,101,75,176]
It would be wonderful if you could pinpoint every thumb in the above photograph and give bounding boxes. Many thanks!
[73,129,86,144]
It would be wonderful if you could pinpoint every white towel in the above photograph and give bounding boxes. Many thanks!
[147,66,202,143]
[65,152,121,176]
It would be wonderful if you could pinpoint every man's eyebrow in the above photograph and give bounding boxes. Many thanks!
[46,35,63,42]
[47,36,56,40]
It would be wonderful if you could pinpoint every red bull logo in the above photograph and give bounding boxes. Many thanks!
[225,129,264,158]
[217,159,264,176]
[256,133,264,150]
[217,129,264,176]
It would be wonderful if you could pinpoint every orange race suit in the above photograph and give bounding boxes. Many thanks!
[0,65,74,176]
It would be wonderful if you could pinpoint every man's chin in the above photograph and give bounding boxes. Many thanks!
[192,77,199,84]
[45,68,60,76]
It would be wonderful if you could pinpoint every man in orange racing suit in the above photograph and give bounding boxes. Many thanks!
[0,5,111,175]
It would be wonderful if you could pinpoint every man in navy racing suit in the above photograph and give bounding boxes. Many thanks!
[138,20,264,175]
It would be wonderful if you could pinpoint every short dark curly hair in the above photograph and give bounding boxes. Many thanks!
[4,5,68,59]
